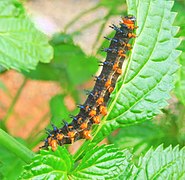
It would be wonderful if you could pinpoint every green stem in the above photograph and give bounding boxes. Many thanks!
[64,4,101,32]
[91,10,114,54]
[3,77,27,124]
[73,124,101,161]
[73,141,90,161]
[0,129,35,163]
[92,9,128,54]
[70,18,102,37]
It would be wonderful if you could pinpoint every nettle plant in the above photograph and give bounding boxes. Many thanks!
[0,0,185,179]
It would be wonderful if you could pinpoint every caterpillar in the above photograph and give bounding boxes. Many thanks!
[41,15,137,151]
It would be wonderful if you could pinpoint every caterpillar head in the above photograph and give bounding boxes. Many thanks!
[123,15,136,24]
[122,15,137,30]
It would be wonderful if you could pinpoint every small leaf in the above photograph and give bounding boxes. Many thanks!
[0,0,53,71]
[20,147,73,180]
[23,33,98,85]
[71,145,131,180]
[49,94,71,125]
[132,145,185,179]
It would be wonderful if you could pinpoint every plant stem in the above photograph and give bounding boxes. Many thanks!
[70,18,102,36]
[0,129,35,163]
[64,4,101,32]
[92,10,115,54]
[3,77,27,124]
[73,141,88,161]
[73,124,101,161]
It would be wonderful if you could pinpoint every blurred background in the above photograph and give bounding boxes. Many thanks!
[0,0,185,157]
[0,0,185,179]
[0,0,128,149]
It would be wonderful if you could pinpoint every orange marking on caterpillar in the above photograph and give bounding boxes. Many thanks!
[121,42,132,50]
[112,62,122,74]
[83,130,92,140]
[125,43,132,50]
[93,116,100,124]
[122,16,137,30]
[116,68,122,74]
[56,133,64,141]
[99,105,107,116]
[108,87,114,93]
[85,105,90,112]
[68,125,73,129]
[67,131,76,144]
[113,62,119,71]
[89,109,96,117]
[80,122,88,130]
[118,50,127,58]
[77,117,83,124]
[96,97,104,105]
[126,43,132,48]
[49,139,57,151]
[105,80,111,88]
[47,137,52,144]
[128,33,136,38]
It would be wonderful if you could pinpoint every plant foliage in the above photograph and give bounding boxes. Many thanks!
[0,0,53,71]
[86,0,181,148]
[20,145,185,179]
[0,0,185,179]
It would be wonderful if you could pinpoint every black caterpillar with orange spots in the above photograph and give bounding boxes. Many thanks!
[41,15,137,151]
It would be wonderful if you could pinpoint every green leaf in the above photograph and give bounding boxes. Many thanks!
[20,147,73,180]
[131,145,185,179]
[71,145,131,180]
[108,121,166,156]
[0,0,53,71]
[91,0,181,143]
[23,33,98,85]
[50,94,71,125]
